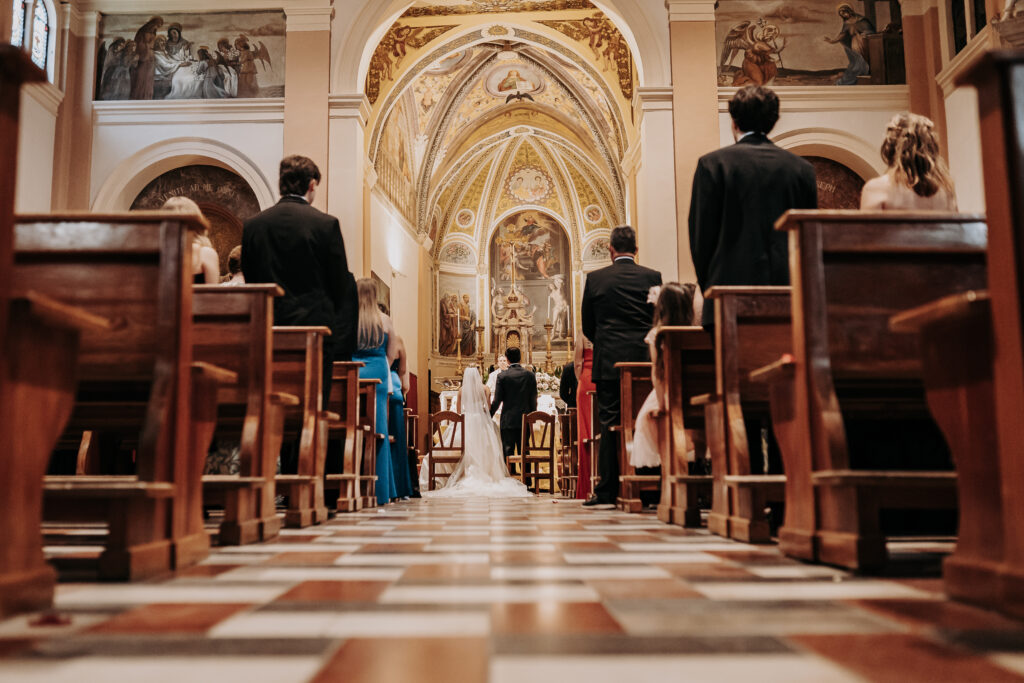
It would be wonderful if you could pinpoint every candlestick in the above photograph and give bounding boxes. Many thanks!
[543,322,553,373]
[475,324,484,368]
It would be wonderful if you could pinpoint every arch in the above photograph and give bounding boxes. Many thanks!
[773,128,884,180]
[483,205,577,262]
[332,0,667,94]
[91,137,275,212]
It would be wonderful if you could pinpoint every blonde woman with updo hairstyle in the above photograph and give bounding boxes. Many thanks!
[352,278,399,505]
[161,196,221,283]
[860,112,957,211]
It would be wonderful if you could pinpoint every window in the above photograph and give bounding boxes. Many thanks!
[10,0,52,75]
[950,0,988,55]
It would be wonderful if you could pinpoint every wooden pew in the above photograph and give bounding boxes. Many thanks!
[754,210,986,570]
[325,360,365,512]
[558,408,578,498]
[193,284,287,545]
[583,390,599,497]
[613,362,659,513]
[654,327,714,527]
[358,378,382,506]
[703,286,791,543]
[272,326,334,527]
[15,212,234,578]
[406,408,419,496]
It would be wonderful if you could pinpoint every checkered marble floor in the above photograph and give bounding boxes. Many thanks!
[3,497,1024,682]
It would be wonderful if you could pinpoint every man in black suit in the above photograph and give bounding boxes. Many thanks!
[688,85,817,477]
[489,346,537,471]
[241,155,358,405]
[581,226,662,506]
[688,85,817,329]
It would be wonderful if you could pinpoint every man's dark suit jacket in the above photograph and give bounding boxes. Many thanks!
[688,133,818,327]
[581,257,663,382]
[559,362,577,409]
[490,363,538,431]
[242,196,358,358]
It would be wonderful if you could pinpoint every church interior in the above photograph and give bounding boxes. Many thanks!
[5,0,1024,680]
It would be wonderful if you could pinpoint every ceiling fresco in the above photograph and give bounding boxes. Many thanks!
[402,0,597,18]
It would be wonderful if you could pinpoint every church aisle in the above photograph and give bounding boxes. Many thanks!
[1,499,1023,682]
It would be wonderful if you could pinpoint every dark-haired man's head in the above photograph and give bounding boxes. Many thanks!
[728,86,780,139]
[227,245,242,275]
[608,225,637,261]
[279,155,321,202]
[506,347,521,364]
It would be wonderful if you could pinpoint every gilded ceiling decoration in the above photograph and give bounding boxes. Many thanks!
[366,23,457,105]
[402,0,595,18]
[538,13,634,100]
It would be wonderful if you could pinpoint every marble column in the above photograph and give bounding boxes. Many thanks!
[665,0,720,284]
[284,4,332,211]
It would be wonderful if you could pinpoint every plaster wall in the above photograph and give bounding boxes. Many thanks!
[944,86,985,213]
[16,87,57,212]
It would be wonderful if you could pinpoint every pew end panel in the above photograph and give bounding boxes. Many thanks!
[325,361,365,513]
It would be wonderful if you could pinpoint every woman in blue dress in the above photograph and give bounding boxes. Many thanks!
[388,348,413,499]
[352,279,397,505]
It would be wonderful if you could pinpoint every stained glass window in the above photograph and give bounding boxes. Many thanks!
[11,0,26,47]
[30,0,48,69]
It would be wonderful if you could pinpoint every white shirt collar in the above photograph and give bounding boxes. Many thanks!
[614,255,635,263]
[738,131,759,141]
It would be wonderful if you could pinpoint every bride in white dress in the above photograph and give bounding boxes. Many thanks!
[425,367,531,498]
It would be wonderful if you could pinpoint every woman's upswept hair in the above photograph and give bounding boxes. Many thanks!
[881,112,955,199]
[654,282,697,328]
[356,278,385,350]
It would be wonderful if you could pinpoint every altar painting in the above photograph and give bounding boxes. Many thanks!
[438,273,477,358]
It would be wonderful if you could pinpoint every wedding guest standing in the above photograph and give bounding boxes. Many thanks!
[574,334,596,500]
[860,112,957,211]
[689,85,817,329]
[581,226,662,507]
[242,155,358,404]
[353,279,398,505]
[382,303,413,500]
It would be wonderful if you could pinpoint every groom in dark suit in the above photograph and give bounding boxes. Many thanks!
[581,226,662,506]
[490,346,537,471]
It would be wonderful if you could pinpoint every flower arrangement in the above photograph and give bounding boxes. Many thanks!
[535,371,558,394]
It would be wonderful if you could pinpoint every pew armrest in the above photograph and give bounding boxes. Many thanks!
[812,470,957,486]
[16,290,119,332]
[192,362,238,385]
[750,355,796,384]
[202,475,264,489]
[44,476,175,498]
[889,290,990,333]
[271,391,301,406]
[690,393,719,406]
[320,410,341,422]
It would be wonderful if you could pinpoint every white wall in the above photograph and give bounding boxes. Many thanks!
[16,85,58,212]
[944,86,985,213]
[369,191,424,377]
[89,101,284,210]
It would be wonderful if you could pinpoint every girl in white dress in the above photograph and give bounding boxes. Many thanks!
[630,283,700,468]
[426,366,531,498]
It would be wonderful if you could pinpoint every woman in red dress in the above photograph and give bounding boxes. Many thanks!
[574,334,596,499]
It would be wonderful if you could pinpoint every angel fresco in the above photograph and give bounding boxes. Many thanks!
[720,18,787,87]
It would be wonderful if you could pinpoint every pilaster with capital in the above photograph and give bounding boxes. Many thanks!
[901,0,948,159]
[327,93,368,275]
[52,6,98,210]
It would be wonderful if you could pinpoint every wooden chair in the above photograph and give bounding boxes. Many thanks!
[558,409,578,498]
[325,361,365,512]
[272,326,335,527]
[15,212,235,579]
[521,411,556,494]
[614,362,660,513]
[703,286,791,543]
[427,410,464,491]
[753,210,986,570]
[193,284,286,545]
[357,378,382,506]
[654,327,715,527]
[583,390,600,496]
[406,409,420,495]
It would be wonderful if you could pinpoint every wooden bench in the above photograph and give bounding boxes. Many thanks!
[325,361,365,512]
[582,390,599,497]
[754,210,987,570]
[654,327,714,527]
[357,378,382,506]
[703,286,791,543]
[558,408,578,498]
[193,284,287,545]
[613,362,659,513]
[426,410,463,491]
[405,408,420,496]
[272,326,334,527]
[15,212,237,579]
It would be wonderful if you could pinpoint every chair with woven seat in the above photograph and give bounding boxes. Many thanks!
[557,409,578,498]
[521,411,556,494]
[427,411,464,491]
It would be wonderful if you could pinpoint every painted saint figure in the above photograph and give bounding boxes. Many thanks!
[129,15,163,99]
[824,3,875,86]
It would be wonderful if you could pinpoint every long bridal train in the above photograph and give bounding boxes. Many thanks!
[423,367,531,498]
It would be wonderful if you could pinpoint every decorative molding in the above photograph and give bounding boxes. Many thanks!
[718,86,910,112]
[772,127,886,179]
[637,85,673,111]
[76,0,318,12]
[621,138,641,176]
[65,6,98,38]
[328,93,371,125]
[364,158,379,190]
[936,25,1001,97]
[285,6,334,32]
[93,98,285,125]
[665,0,716,23]
[23,82,64,116]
